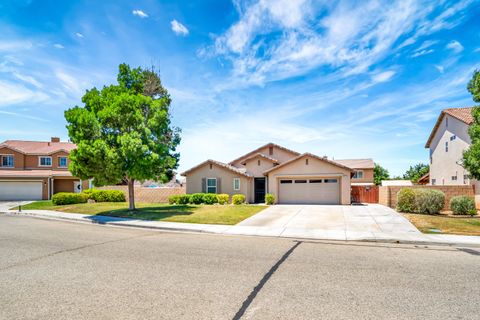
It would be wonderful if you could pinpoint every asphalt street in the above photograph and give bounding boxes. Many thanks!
[0,214,479,319]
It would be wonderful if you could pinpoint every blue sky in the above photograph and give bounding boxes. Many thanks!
[0,0,479,176]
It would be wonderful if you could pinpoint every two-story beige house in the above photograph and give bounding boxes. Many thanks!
[0,138,89,200]
[425,107,474,186]
[181,143,374,204]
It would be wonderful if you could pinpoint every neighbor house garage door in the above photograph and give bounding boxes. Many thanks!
[278,178,340,204]
[0,181,43,200]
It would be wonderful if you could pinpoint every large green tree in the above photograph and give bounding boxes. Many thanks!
[373,163,389,185]
[403,163,429,182]
[463,70,480,180]
[65,64,180,210]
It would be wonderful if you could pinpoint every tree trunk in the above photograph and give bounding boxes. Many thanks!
[128,178,136,211]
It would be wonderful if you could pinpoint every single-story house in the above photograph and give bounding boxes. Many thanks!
[0,138,89,200]
[181,143,374,205]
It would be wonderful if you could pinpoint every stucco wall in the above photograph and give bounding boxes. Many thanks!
[185,162,252,201]
[231,145,297,168]
[24,151,71,170]
[429,114,471,186]
[351,168,374,184]
[267,155,351,205]
[245,157,276,177]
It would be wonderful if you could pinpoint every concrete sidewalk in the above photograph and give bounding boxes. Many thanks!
[3,208,480,247]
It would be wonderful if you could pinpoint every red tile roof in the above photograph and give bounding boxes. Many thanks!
[180,159,253,177]
[425,107,475,148]
[240,153,280,165]
[0,140,76,155]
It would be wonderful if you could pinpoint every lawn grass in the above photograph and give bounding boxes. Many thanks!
[17,201,266,225]
[403,213,480,236]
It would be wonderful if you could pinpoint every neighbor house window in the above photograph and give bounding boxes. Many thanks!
[58,157,68,168]
[207,178,217,193]
[39,156,52,166]
[450,135,456,141]
[233,178,240,191]
[452,175,457,181]
[352,170,364,179]
[1,155,13,167]
[431,179,436,185]
[445,141,448,152]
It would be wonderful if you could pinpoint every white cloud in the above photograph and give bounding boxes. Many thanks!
[371,71,396,83]
[410,40,437,57]
[132,9,148,18]
[0,40,33,52]
[13,72,43,88]
[435,65,445,73]
[53,43,64,49]
[411,49,434,58]
[446,40,464,53]
[0,80,48,106]
[171,20,189,36]
[75,32,84,38]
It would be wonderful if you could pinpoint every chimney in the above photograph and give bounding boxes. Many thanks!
[51,137,60,143]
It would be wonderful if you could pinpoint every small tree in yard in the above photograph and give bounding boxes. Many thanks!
[403,163,429,182]
[373,163,389,185]
[65,64,180,211]
[463,70,480,180]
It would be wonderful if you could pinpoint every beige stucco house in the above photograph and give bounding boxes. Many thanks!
[0,138,89,200]
[181,143,374,204]
[425,107,475,186]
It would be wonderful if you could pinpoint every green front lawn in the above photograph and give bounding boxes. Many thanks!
[403,213,480,236]
[17,201,266,225]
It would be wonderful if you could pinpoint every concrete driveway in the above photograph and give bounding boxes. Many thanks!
[226,204,420,240]
[0,201,31,211]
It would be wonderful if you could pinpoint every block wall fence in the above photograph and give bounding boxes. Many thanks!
[98,185,186,203]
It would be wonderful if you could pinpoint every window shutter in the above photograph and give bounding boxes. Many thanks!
[217,178,221,193]
[201,178,206,193]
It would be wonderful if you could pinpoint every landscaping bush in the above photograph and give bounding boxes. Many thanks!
[232,194,246,205]
[450,196,476,215]
[265,193,275,205]
[177,194,191,205]
[414,189,445,214]
[168,195,181,204]
[52,192,88,205]
[190,193,205,204]
[203,193,219,204]
[85,189,125,202]
[397,188,416,213]
[217,194,229,205]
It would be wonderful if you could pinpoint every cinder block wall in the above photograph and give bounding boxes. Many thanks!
[378,185,475,210]
[98,186,186,203]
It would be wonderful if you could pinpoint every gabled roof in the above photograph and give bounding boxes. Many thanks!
[240,153,279,165]
[180,159,253,177]
[263,152,353,174]
[334,158,374,169]
[0,140,76,155]
[425,107,474,148]
[228,142,300,165]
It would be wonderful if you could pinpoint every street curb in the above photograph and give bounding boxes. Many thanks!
[3,210,480,248]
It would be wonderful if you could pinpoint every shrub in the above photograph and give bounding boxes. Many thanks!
[190,193,205,204]
[396,188,416,213]
[450,196,476,215]
[52,192,88,205]
[85,189,125,202]
[265,193,275,205]
[414,189,445,214]
[168,195,181,204]
[217,194,229,205]
[177,194,191,205]
[203,193,219,204]
[232,194,246,205]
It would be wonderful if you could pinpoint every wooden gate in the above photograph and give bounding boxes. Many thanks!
[351,186,379,204]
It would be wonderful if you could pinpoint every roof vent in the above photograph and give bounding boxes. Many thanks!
[51,137,60,143]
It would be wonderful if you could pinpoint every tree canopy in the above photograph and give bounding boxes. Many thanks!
[373,163,389,185]
[463,70,480,180]
[65,63,180,210]
[403,163,429,182]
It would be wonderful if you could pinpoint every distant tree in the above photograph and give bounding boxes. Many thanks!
[65,63,181,210]
[373,163,389,185]
[463,70,480,180]
[403,163,429,182]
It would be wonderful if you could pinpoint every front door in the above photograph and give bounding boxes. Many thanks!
[254,178,266,203]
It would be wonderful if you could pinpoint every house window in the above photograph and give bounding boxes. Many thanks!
[445,141,448,152]
[450,135,456,141]
[233,178,240,191]
[452,175,457,181]
[280,180,292,184]
[352,170,364,179]
[206,178,217,193]
[324,179,338,183]
[1,155,14,167]
[39,156,52,166]
[431,179,436,185]
[58,157,68,168]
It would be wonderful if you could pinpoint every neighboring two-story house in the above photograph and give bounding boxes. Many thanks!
[425,107,474,186]
[0,138,89,200]
[181,143,374,204]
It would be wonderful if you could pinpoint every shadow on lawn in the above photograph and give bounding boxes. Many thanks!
[86,205,197,223]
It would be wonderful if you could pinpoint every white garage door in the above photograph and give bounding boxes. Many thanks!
[278,178,340,204]
[0,181,43,201]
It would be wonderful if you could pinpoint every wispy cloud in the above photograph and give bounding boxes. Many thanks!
[53,43,64,49]
[446,40,464,53]
[75,32,84,38]
[171,20,189,36]
[132,9,148,18]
